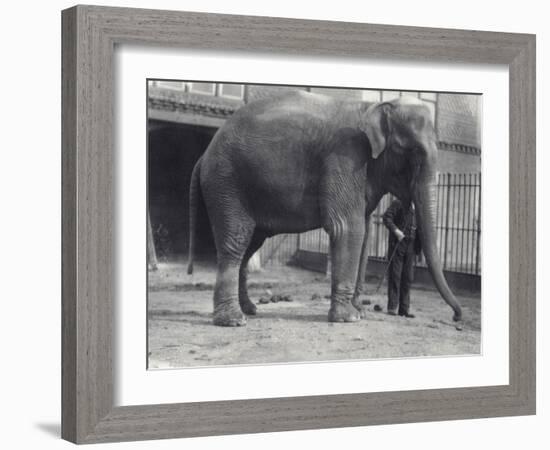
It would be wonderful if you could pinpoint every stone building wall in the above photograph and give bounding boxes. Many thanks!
[437,93,481,148]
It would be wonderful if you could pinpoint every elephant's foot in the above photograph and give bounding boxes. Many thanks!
[328,302,361,323]
[213,302,247,327]
[239,296,257,315]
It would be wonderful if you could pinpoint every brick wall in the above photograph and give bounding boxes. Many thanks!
[437,94,481,148]
[437,148,481,173]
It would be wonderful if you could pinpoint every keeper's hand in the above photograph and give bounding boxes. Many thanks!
[394,229,405,242]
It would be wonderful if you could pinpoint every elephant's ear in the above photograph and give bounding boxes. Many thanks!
[361,102,393,159]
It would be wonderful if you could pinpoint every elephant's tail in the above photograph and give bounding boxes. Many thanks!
[187,157,202,275]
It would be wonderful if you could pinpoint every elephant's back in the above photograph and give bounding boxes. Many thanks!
[200,92,335,231]
[203,91,336,171]
[211,91,339,157]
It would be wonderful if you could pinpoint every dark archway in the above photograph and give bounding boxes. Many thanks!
[148,120,218,262]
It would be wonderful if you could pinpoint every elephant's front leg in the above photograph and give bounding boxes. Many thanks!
[352,216,371,318]
[327,216,365,323]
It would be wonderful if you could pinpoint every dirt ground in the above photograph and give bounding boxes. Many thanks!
[148,261,481,369]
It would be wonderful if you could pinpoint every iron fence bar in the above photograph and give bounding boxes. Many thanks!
[454,173,460,270]
[456,174,461,271]
[374,202,381,258]
[453,174,461,268]
[449,174,456,268]
[435,173,443,256]
[440,173,445,262]
[475,173,482,275]
[466,173,473,273]
[442,173,451,268]
[436,173,442,260]
[452,173,457,271]
[459,174,465,272]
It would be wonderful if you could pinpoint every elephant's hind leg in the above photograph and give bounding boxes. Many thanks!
[238,231,267,316]
[210,210,256,327]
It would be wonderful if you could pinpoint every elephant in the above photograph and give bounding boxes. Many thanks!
[186,91,462,326]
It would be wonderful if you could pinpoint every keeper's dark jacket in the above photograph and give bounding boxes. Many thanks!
[382,200,422,256]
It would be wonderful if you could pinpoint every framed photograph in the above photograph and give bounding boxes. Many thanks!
[62,5,535,444]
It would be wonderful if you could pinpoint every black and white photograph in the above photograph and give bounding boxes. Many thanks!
[146,81,482,369]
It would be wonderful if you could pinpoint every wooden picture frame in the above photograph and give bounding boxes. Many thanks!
[61,5,536,444]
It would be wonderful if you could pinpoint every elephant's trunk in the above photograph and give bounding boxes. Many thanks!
[414,172,463,322]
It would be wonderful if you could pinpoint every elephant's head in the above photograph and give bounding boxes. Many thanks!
[361,97,462,322]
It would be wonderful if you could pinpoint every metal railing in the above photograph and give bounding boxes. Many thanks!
[366,173,481,275]
[260,173,481,276]
[259,234,301,267]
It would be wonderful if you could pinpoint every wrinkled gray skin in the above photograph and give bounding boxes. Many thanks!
[187,91,462,326]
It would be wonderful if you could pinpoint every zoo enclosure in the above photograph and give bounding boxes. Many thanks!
[260,172,482,276]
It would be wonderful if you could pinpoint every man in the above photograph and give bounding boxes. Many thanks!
[382,199,422,318]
